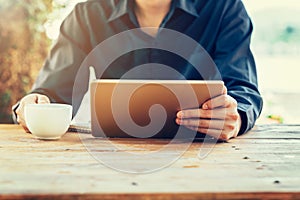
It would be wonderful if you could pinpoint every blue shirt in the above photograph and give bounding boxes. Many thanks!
[30,0,263,134]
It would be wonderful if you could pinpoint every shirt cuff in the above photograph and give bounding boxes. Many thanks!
[237,103,255,135]
[11,102,20,124]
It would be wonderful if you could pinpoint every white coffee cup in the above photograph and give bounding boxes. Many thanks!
[25,104,72,140]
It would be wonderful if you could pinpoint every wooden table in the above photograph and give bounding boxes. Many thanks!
[0,124,299,199]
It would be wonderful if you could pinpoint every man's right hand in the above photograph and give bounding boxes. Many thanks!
[15,93,50,132]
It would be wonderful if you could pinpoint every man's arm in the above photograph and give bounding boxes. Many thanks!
[13,3,91,129]
[213,0,263,135]
[176,0,263,140]
[30,3,91,105]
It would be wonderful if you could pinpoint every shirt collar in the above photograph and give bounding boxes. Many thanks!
[174,0,199,18]
[107,0,199,23]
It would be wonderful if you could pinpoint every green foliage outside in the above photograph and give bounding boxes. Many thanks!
[0,0,52,123]
[251,8,300,55]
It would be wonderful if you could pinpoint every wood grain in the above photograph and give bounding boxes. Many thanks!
[0,124,299,199]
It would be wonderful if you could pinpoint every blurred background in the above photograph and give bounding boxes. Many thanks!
[0,0,299,124]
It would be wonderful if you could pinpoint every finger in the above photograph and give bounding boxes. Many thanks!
[202,94,231,110]
[201,85,227,109]
[186,126,233,141]
[177,109,201,119]
[195,118,239,141]
[198,128,232,141]
[177,108,227,120]
[176,118,225,130]
[37,95,50,104]
[22,94,38,104]
[17,115,30,133]
[16,115,23,126]
[16,96,35,126]
[21,124,30,133]
[16,102,26,125]
[15,94,50,132]
[16,108,27,129]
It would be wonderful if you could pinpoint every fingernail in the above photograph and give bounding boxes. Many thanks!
[203,104,208,110]
[177,111,183,118]
[38,100,47,104]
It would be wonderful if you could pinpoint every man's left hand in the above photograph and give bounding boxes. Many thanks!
[176,86,241,141]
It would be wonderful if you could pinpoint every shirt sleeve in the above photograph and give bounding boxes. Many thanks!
[30,3,91,106]
[213,0,263,134]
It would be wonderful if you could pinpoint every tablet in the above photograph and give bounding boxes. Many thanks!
[90,79,224,138]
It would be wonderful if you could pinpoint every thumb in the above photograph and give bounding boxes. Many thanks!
[36,94,50,104]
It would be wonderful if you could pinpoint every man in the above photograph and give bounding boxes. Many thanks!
[14,0,263,141]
